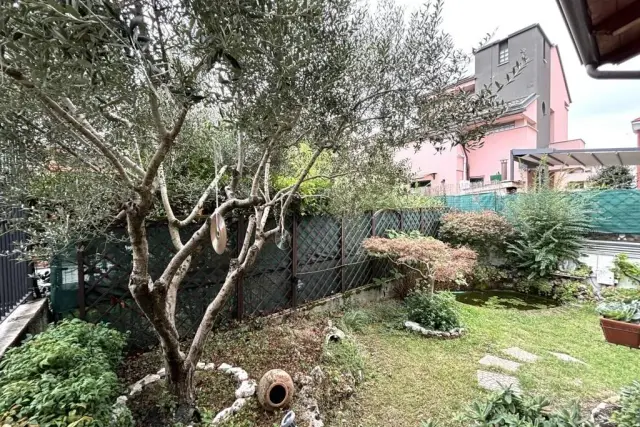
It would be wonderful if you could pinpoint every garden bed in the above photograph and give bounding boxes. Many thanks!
[119,312,360,426]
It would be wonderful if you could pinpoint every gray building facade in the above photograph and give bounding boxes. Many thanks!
[474,24,552,148]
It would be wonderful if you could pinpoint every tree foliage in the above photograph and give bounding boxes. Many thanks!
[590,166,635,189]
[0,0,524,417]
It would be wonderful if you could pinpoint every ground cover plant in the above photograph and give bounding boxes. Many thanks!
[0,319,127,427]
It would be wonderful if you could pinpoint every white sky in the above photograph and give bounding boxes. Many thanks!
[398,0,640,148]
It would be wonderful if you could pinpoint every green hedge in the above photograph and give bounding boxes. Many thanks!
[0,319,127,426]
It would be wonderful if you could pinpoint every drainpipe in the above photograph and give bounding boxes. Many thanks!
[586,64,640,80]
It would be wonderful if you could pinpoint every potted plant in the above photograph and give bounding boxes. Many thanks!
[597,300,640,348]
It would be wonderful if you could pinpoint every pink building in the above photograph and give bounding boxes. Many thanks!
[398,24,584,194]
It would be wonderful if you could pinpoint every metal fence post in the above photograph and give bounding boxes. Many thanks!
[236,216,245,321]
[371,211,377,237]
[340,217,346,293]
[290,215,298,309]
[77,244,86,319]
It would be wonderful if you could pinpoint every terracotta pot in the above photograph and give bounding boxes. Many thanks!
[600,318,640,348]
[257,369,294,411]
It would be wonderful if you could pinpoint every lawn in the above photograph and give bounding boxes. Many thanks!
[335,297,640,427]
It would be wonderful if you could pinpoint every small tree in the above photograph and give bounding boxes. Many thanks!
[362,235,477,295]
[590,165,635,189]
[0,0,523,419]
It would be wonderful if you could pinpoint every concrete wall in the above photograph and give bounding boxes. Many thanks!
[549,47,570,143]
[467,123,538,183]
[396,144,464,186]
[474,26,550,148]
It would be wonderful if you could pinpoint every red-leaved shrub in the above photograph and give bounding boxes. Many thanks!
[438,211,513,251]
[362,236,477,295]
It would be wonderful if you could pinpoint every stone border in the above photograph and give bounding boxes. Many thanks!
[404,320,466,339]
[116,362,256,426]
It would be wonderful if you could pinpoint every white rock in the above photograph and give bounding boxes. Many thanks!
[217,363,233,373]
[212,407,234,425]
[129,382,143,397]
[231,398,246,412]
[235,380,257,398]
[116,395,128,405]
[404,321,425,333]
[310,366,325,384]
[141,374,161,386]
[229,367,249,382]
[157,368,166,377]
[502,347,539,363]
[196,362,206,370]
[204,363,216,371]
[479,355,522,373]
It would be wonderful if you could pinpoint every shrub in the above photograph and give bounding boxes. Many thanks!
[405,290,461,331]
[601,287,640,303]
[454,387,592,427]
[613,380,640,427]
[612,254,640,284]
[0,319,127,427]
[553,280,591,304]
[504,186,593,278]
[362,235,477,294]
[438,211,513,254]
[469,264,511,289]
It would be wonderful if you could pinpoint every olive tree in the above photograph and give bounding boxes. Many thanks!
[0,0,523,419]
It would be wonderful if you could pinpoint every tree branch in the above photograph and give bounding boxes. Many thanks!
[177,165,227,227]
[142,103,190,189]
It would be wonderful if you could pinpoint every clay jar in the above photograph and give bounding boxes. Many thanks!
[257,369,295,411]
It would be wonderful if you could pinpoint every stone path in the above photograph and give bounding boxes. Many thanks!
[478,355,522,372]
[502,347,540,363]
[475,346,586,393]
[550,352,586,364]
[477,370,521,392]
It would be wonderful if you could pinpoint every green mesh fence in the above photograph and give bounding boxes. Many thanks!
[50,208,447,350]
[444,189,640,234]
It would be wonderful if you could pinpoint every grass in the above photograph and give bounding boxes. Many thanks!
[335,299,640,427]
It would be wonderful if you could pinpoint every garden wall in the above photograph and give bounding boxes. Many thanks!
[50,208,446,350]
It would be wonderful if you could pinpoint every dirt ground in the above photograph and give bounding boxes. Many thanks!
[120,311,346,426]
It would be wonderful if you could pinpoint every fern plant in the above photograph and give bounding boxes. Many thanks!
[504,183,593,279]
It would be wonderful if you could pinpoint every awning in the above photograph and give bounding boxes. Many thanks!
[510,147,640,179]
[555,0,640,78]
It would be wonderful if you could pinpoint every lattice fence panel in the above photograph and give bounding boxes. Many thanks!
[296,215,341,303]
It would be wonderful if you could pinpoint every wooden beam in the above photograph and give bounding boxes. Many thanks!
[594,1,640,34]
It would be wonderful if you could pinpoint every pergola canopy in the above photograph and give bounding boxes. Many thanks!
[510,147,640,179]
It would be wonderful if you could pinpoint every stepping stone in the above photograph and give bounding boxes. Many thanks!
[477,370,521,393]
[550,352,586,364]
[502,347,539,363]
[479,355,521,372]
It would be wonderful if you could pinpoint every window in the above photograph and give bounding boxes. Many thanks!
[413,180,431,188]
[542,101,547,116]
[498,41,509,64]
[470,177,484,184]
[500,160,508,181]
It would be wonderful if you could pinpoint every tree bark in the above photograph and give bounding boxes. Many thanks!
[166,360,197,422]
